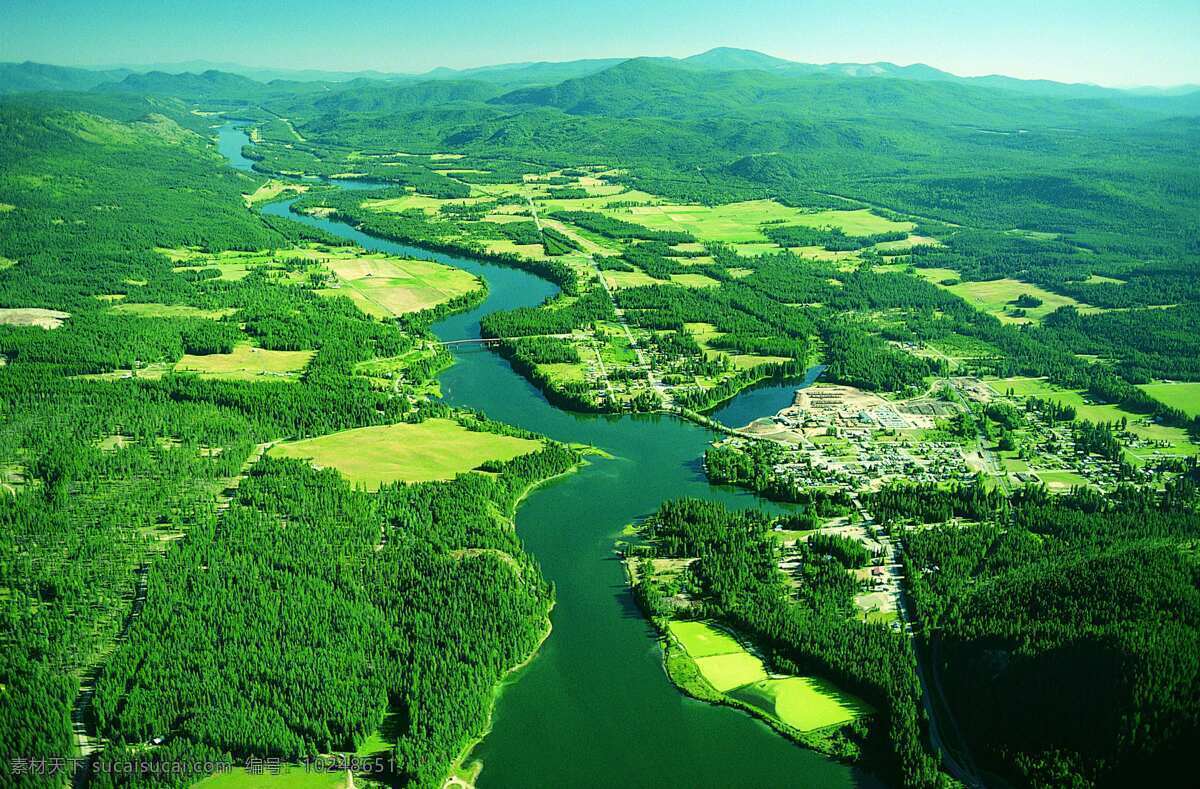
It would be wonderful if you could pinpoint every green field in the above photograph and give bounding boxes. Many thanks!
[731,677,872,732]
[176,344,314,381]
[269,418,543,489]
[693,652,770,691]
[668,620,744,657]
[991,377,1198,459]
[914,268,1101,323]
[110,302,236,319]
[319,253,481,318]
[196,767,347,789]
[605,201,911,244]
[780,208,915,236]
[604,199,802,243]
[667,621,868,730]
[1137,382,1200,419]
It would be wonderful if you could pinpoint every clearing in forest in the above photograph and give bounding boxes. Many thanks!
[667,620,869,731]
[175,344,314,381]
[1136,382,1200,419]
[319,254,481,318]
[914,268,1101,323]
[604,201,911,245]
[730,677,872,732]
[0,307,70,329]
[269,418,543,489]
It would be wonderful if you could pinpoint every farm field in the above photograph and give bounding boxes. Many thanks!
[913,268,1102,323]
[604,201,910,244]
[195,767,347,789]
[731,677,872,732]
[990,377,1198,458]
[693,652,770,692]
[175,344,314,381]
[269,418,544,489]
[1137,382,1200,419]
[668,620,744,657]
[109,302,236,319]
[319,254,481,317]
[667,621,868,731]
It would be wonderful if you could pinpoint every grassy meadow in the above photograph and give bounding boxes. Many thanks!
[269,418,543,489]
[666,621,868,732]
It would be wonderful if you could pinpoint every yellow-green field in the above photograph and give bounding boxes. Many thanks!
[668,621,869,731]
[110,302,236,320]
[668,620,745,657]
[362,193,490,215]
[269,418,543,490]
[318,254,481,318]
[990,377,1199,461]
[914,268,1102,323]
[1137,382,1200,419]
[243,179,307,207]
[603,201,911,245]
[731,677,873,732]
[195,767,347,789]
[693,652,770,692]
[779,208,915,236]
[685,322,792,370]
[176,344,314,382]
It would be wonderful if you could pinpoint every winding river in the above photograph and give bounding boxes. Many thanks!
[218,124,880,788]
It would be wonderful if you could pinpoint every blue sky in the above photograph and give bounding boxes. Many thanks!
[1,0,1197,86]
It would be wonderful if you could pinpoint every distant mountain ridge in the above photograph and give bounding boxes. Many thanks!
[2,48,1197,100]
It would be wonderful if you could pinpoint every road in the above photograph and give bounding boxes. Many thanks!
[859,498,987,788]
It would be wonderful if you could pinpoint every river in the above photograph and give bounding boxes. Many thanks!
[219,123,880,788]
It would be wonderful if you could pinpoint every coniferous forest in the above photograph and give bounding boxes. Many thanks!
[1,33,1199,789]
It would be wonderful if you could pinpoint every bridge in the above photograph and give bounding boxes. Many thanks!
[436,337,504,347]
[435,333,574,347]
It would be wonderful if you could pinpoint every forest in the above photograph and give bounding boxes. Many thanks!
[1,45,1198,789]
[0,94,579,788]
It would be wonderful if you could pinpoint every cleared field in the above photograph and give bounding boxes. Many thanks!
[0,307,69,329]
[781,208,914,236]
[914,268,1101,323]
[1137,382,1200,419]
[731,677,872,732]
[363,193,488,215]
[668,620,743,657]
[606,199,810,243]
[110,302,235,319]
[176,344,314,382]
[1035,470,1091,490]
[693,652,770,692]
[990,377,1198,458]
[243,179,306,207]
[684,322,791,370]
[196,767,346,789]
[269,418,543,490]
[538,361,587,384]
[319,254,480,318]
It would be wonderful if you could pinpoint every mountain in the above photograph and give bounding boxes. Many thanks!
[98,69,271,100]
[308,79,500,113]
[0,61,131,94]
[409,58,627,88]
[492,57,1163,128]
[91,60,399,83]
[678,47,797,72]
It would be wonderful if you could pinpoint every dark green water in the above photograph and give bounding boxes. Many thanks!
[227,124,881,788]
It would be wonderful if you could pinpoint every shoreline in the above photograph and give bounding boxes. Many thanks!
[440,452,595,789]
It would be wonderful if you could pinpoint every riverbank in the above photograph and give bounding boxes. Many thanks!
[230,120,879,789]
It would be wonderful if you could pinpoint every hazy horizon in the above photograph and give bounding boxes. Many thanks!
[1,0,1198,88]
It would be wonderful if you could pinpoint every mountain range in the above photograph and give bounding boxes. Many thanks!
[3,48,1197,99]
